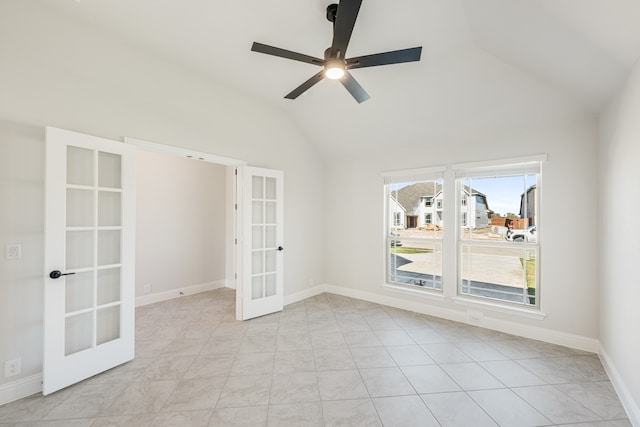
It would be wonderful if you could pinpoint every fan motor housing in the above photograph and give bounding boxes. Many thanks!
[326,4,338,22]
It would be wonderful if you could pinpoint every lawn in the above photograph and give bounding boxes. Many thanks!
[519,257,537,289]
[391,246,433,255]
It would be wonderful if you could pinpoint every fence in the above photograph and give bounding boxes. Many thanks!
[491,217,529,229]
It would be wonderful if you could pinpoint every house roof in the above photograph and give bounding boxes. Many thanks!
[7,1,640,160]
[394,182,442,212]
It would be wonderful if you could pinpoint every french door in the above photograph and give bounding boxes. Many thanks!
[237,166,284,320]
[43,127,136,395]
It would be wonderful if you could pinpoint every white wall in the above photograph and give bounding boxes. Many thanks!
[0,120,45,390]
[0,2,325,390]
[599,61,640,424]
[135,150,227,297]
[324,119,600,343]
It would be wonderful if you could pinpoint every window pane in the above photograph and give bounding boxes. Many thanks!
[459,175,537,242]
[65,312,93,356]
[98,152,121,189]
[387,178,444,292]
[96,305,120,345]
[457,170,540,307]
[67,146,94,186]
[388,179,443,240]
[67,189,94,227]
[389,241,442,290]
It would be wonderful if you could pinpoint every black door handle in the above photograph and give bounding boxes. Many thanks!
[49,270,76,279]
[277,246,284,251]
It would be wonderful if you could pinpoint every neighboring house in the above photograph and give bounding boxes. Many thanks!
[461,187,492,229]
[520,185,537,226]
[391,182,491,229]
[388,195,406,229]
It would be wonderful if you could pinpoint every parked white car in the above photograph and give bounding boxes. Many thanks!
[506,225,537,242]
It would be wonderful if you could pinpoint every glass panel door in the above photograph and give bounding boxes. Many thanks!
[240,167,284,320]
[44,126,135,395]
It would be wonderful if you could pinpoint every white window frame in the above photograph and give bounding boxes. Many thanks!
[382,166,446,295]
[381,155,547,317]
[453,155,545,309]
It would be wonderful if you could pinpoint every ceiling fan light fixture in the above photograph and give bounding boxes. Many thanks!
[325,60,345,80]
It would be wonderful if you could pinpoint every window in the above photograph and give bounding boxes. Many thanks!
[384,167,445,292]
[383,157,544,310]
[393,212,402,227]
[455,159,542,307]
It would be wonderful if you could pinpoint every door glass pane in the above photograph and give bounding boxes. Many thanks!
[98,230,121,266]
[265,177,276,200]
[265,201,276,224]
[252,201,263,224]
[252,251,263,274]
[98,152,122,189]
[67,146,94,186]
[98,191,121,226]
[97,268,120,305]
[252,276,263,300]
[97,305,120,345]
[66,230,94,270]
[65,271,94,313]
[265,251,276,273]
[265,274,276,297]
[265,226,276,248]
[252,226,264,249]
[65,312,93,356]
[67,189,94,227]
[252,176,264,199]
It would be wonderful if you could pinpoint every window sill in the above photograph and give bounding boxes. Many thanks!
[452,296,546,320]
[382,283,446,301]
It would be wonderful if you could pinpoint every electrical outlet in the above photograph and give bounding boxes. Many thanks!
[143,284,151,294]
[5,244,21,260]
[5,358,21,378]
[467,310,484,323]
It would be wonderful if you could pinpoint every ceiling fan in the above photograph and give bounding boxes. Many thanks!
[251,0,422,103]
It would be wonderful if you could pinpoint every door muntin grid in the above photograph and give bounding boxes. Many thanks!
[64,147,123,356]
[250,176,278,300]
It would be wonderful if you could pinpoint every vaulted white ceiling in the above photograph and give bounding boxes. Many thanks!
[38,0,640,158]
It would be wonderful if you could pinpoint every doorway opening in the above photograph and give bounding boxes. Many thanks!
[125,138,245,310]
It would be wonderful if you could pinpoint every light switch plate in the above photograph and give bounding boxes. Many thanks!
[6,244,22,260]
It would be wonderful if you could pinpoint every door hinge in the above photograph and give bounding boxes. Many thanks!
[235,203,237,210]
[235,238,237,244]
[235,273,238,279]
[235,168,238,176]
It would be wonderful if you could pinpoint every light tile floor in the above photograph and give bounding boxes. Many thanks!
[0,289,632,427]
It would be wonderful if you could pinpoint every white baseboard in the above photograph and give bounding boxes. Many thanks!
[323,283,599,353]
[0,374,42,406]
[135,280,226,307]
[284,285,326,306]
[599,347,640,426]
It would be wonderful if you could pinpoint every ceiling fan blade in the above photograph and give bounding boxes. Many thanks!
[330,0,363,59]
[284,71,326,99]
[346,47,422,70]
[341,71,370,103]
[252,42,324,66]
